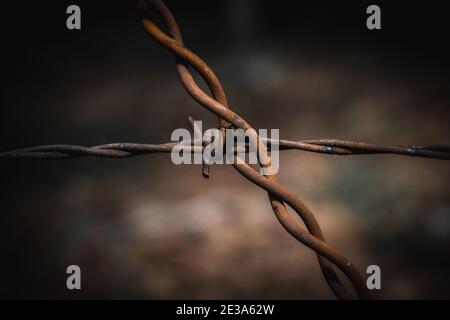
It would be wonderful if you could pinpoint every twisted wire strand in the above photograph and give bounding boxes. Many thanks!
[0,0,448,299]
[1,139,449,160]
[143,0,369,299]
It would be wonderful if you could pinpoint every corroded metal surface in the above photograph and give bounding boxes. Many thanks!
[1,0,449,299]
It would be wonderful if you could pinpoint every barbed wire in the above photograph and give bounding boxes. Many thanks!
[141,0,369,299]
[1,0,449,299]
[1,139,449,160]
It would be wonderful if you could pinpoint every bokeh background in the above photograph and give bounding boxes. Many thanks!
[0,0,449,299]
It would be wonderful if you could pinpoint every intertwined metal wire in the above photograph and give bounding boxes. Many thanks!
[1,0,449,299]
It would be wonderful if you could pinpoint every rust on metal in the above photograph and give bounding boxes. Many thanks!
[0,0,449,299]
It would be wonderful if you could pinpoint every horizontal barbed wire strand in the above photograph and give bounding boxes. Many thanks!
[1,139,449,159]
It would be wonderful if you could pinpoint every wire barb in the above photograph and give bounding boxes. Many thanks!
[187,116,211,178]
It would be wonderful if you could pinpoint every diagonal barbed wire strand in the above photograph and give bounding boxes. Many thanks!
[0,0,448,299]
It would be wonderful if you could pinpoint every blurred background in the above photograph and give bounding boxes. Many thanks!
[0,0,449,299]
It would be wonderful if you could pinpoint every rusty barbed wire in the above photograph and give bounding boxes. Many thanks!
[1,139,449,160]
[1,0,449,299]
[141,0,369,300]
